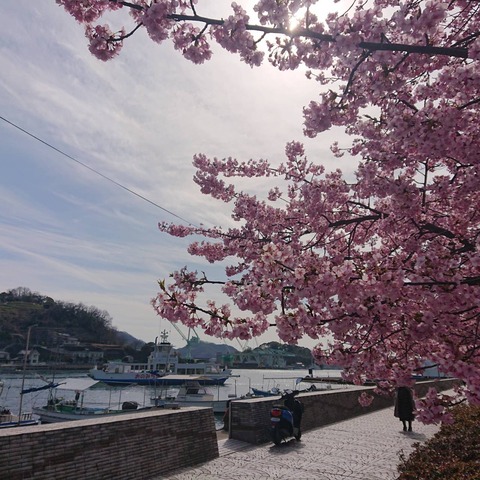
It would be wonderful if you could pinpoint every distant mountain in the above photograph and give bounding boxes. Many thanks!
[174,340,314,368]
[176,338,238,360]
[251,341,313,364]
[116,331,145,348]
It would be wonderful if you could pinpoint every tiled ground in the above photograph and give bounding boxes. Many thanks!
[160,406,441,480]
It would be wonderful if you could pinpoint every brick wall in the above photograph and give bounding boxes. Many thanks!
[0,379,461,478]
[0,407,218,480]
[228,378,460,444]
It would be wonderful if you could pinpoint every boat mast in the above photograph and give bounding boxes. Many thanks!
[18,324,36,425]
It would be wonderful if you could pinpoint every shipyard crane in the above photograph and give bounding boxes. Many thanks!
[168,322,200,359]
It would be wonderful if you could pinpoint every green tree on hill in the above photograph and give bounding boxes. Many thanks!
[0,287,120,346]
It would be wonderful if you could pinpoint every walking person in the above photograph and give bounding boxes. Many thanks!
[394,386,415,432]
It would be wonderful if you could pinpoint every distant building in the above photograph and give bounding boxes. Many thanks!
[49,345,104,364]
[63,345,104,364]
[17,349,40,365]
[54,332,81,346]
[89,344,126,361]
[0,351,10,363]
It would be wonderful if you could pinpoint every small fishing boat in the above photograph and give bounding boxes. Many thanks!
[0,379,38,428]
[0,408,38,429]
[0,407,38,428]
[32,377,151,423]
[250,386,282,397]
[152,380,239,414]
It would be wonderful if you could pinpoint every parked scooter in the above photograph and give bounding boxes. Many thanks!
[270,390,304,445]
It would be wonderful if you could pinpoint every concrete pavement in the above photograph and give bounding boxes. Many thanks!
[161,405,441,479]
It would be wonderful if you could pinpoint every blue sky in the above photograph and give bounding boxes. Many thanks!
[0,0,348,348]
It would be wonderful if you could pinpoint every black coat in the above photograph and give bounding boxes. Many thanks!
[394,387,415,421]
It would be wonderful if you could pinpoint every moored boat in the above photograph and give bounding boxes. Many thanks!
[0,407,38,428]
[0,408,38,428]
[250,386,281,397]
[0,378,38,428]
[89,331,232,386]
[151,380,239,414]
[32,377,151,423]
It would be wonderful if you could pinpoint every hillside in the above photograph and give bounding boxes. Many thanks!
[0,287,140,349]
[0,287,312,367]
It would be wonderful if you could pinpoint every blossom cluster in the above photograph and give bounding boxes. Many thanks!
[86,24,125,61]
[211,3,264,67]
[56,0,120,24]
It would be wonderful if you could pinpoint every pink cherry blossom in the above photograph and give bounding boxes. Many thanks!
[211,4,264,67]
[358,392,374,407]
[85,24,124,61]
[56,0,120,24]
[172,23,212,64]
[141,1,176,44]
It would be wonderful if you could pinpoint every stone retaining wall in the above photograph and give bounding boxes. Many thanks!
[0,407,218,480]
[228,378,460,444]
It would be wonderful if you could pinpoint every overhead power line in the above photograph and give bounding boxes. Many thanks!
[0,115,196,226]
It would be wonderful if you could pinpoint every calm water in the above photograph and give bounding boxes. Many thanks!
[0,368,343,425]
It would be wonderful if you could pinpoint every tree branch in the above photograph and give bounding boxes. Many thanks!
[419,222,456,239]
[329,214,382,228]
[164,13,469,58]
[459,97,480,110]
[111,0,143,11]
[106,3,470,58]
[342,50,371,99]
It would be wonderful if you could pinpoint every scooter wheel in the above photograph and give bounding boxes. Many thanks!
[272,428,282,446]
[295,430,302,441]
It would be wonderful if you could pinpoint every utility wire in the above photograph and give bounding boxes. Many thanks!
[0,115,196,226]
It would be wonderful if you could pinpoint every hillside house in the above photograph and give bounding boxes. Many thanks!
[17,349,40,365]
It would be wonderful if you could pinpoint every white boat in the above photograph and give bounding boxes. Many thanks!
[32,377,151,423]
[0,378,38,428]
[89,331,233,386]
[0,408,38,428]
[151,380,235,414]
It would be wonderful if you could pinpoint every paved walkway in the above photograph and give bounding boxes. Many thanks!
[161,405,441,479]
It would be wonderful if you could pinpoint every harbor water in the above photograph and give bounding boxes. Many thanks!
[0,368,343,427]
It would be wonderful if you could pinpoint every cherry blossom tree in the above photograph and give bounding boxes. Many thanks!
[56,0,480,422]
